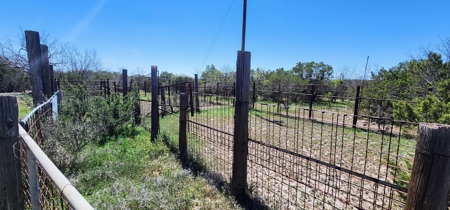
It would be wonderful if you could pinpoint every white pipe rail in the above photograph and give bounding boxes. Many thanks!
[22,90,60,123]
[19,125,93,210]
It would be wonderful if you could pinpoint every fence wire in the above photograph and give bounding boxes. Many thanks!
[187,86,235,186]
[19,91,89,209]
[177,82,418,209]
[247,102,415,209]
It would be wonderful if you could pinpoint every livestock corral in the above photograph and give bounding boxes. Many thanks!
[143,78,420,209]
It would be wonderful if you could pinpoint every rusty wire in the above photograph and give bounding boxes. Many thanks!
[176,82,417,209]
[20,102,74,210]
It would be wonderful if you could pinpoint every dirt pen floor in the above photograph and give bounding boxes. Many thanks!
[186,100,416,209]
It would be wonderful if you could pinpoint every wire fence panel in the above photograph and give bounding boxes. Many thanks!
[177,82,418,209]
[19,91,92,210]
[187,90,235,186]
[19,141,71,209]
[246,103,415,209]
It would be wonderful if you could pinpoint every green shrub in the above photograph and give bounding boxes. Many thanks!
[41,82,140,172]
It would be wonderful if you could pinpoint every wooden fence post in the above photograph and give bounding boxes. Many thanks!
[188,82,194,117]
[231,51,250,197]
[308,85,315,119]
[233,82,236,106]
[195,74,200,112]
[144,81,147,96]
[107,79,111,96]
[25,30,45,107]
[203,81,206,101]
[161,87,166,116]
[0,96,23,209]
[179,93,188,163]
[50,65,55,94]
[352,86,361,128]
[406,123,450,209]
[129,79,133,93]
[217,82,219,96]
[40,44,52,99]
[277,83,281,113]
[151,66,159,141]
[252,81,256,109]
[122,69,128,96]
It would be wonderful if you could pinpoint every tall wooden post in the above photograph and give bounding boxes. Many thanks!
[179,93,188,163]
[49,65,55,94]
[195,74,200,112]
[231,51,250,197]
[277,83,281,113]
[168,80,171,107]
[106,79,111,96]
[406,123,450,209]
[0,96,23,209]
[122,69,128,96]
[188,82,194,117]
[352,86,361,128]
[252,82,256,109]
[144,81,147,96]
[129,79,133,92]
[217,82,219,96]
[308,85,315,119]
[151,66,159,141]
[161,87,166,116]
[25,30,45,107]
[203,81,206,101]
[40,44,52,98]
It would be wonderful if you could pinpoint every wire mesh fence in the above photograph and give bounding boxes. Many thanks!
[173,82,419,209]
[246,103,415,209]
[19,91,92,209]
[187,90,235,184]
[19,140,71,209]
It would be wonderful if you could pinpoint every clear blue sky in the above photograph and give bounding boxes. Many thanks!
[1,0,449,78]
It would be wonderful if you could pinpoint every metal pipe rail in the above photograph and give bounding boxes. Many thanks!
[19,125,93,210]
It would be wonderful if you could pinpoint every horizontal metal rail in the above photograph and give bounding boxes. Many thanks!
[22,90,60,123]
[19,125,94,210]
[248,137,408,193]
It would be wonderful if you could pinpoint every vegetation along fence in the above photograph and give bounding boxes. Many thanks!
[43,64,449,209]
[0,92,93,209]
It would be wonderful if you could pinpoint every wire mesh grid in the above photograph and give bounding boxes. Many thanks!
[20,102,74,209]
[246,102,415,209]
[186,89,236,184]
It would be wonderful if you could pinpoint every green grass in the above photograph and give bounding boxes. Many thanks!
[17,93,33,120]
[73,116,241,210]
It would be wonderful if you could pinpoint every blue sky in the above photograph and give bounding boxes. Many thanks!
[1,0,449,78]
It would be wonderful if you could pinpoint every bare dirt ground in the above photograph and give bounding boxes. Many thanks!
[186,102,414,209]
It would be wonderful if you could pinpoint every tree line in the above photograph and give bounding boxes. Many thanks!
[1,30,449,123]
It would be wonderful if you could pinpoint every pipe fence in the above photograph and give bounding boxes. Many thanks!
[19,91,93,210]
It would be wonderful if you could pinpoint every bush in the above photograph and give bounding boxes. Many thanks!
[41,82,140,173]
[393,94,450,124]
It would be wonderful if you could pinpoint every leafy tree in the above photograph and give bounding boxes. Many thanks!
[261,68,300,101]
[367,46,450,123]
[0,56,29,92]
[291,61,333,84]
[329,74,348,102]
[291,61,334,103]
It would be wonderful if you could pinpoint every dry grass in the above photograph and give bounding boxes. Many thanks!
[186,99,416,209]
